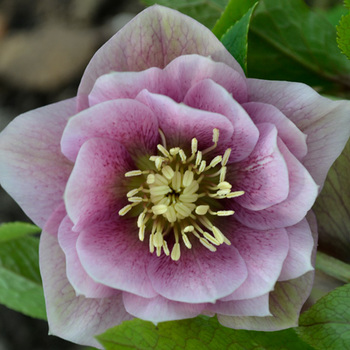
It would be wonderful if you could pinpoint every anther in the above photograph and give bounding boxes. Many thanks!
[171,243,181,261]
[147,174,155,184]
[157,144,170,158]
[125,170,143,177]
[127,188,140,197]
[118,204,133,216]
[191,138,198,154]
[152,204,168,215]
[226,190,245,198]
[222,148,231,166]
[195,205,209,215]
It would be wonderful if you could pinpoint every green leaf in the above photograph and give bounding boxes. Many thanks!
[296,284,350,350]
[220,3,258,73]
[97,316,313,350]
[337,12,350,60]
[141,0,229,29]
[248,0,350,93]
[212,0,258,38]
[0,222,46,320]
[313,139,350,264]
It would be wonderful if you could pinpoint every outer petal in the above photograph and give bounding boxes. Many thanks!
[242,101,307,161]
[147,242,247,304]
[247,79,350,187]
[227,123,289,211]
[232,136,318,230]
[58,216,116,298]
[184,79,259,162]
[76,218,157,298]
[219,222,289,301]
[0,99,75,228]
[278,218,314,281]
[123,293,206,323]
[136,90,234,152]
[207,294,271,317]
[39,231,132,348]
[77,5,244,109]
[64,138,134,231]
[61,99,159,162]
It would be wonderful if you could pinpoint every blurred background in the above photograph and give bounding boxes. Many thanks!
[0,0,345,349]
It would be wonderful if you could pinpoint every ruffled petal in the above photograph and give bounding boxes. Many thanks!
[278,218,314,281]
[77,5,244,110]
[219,222,289,300]
[163,54,247,103]
[76,218,157,298]
[123,293,206,323]
[136,90,234,152]
[147,242,247,303]
[0,99,75,228]
[184,79,259,162]
[58,216,116,298]
[64,138,133,231]
[227,123,289,211]
[242,101,307,160]
[247,79,350,187]
[39,231,132,348]
[207,294,271,317]
[232,136,318,230]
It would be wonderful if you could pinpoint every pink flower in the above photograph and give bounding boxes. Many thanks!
[0,5,349,348]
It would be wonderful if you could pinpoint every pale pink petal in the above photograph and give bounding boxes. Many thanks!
[0,99,75,228]
[147,242,247,303]
[219,222,289,301]
[64,138,133,231]
[227,123,289,211]
[136,90,234,152]
[184,79,259,162]
[163,54,247,103]
[123,293,206,322]
[242,101,307,160]
[43,202,66,237]
[77,5,244,109]
[58,216,116,298]
[278,218,314,281]
[247,79,350,186]
[207,294,271,317]
[76,218,157,298]
[231,137,318,230]
[88,68,163,107]
[39,231,132,348]
[61,99,159,162]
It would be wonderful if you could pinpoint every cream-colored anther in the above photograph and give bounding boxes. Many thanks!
[162,165,175,180]
[153,230,164,247]
[198,160,206,173]
[220,166,227,182]
[179,193,198,203]
[199,237,216,252]
[163,240,170,256]
[195,205,209,215]
[222,148,231,166]
[208,155,222,169]
[179,149,187,163]
[165,205,177,223]
[203,232,220,246]
[172,171,182,192]
[118,204,133,216]
[182,170,194,187]
[157,144,170,158]
[156,246,162,257]
[217,189,231,196]
[184,225,194,232]
[150,185,171,196]
[217,210,235,216]
[125,170,143,177]
[138,225,145,241]
[195,151,202,167]
[183,180,199,195]
[191,138,198,154]
[171,242,181,261]
[126,188,140,197]
[152,204,168,215]
[175,202,193,217]
[213,128,219,143]
[149,234,155,254]
[217,181,232,190]
[170,147,180,155]
[223,236,232,246]
[212,226,225,244]
[155,157,163,170]
[226,190,245,198]
[128,196,143,203]
[154,174,169,186]
[137,212,145,228]
[147,174,155,184]
[182,233,192,249]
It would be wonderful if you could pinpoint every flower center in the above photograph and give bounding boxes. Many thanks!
[119,128,244,261]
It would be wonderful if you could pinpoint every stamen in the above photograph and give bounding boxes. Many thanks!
[152,204,168,215]
[195,205,209,215]
[125,170,143,177]
[191,138,198,154]
[226,190,245,198]
[127,188,140,197]
[222,148,231,166]
[182,170,194,187]
[159,128,167,148]
[157,144,170,158]
[147,174,155,184]
[199,237,217,252]
[118,204,133,216]
[184,225,194,232]
[182,233,192,249]
[128,196,143,203]
[171,242,181,261]
[179,149,187,163]
[162,165,175,180]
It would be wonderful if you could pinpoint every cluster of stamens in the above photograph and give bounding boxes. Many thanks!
[119,128,244,261]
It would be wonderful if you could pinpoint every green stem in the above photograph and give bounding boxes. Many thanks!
[316,251,350,283]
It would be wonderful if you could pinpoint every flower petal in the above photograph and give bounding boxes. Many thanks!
[219,222,289,300]
[147,242,247,303]
[64,138,133,231]
[242,101,307,160]
[278,218,314,281]
[207,294,271,317]
[61,99,159,162]
[58,216,116,298]
[39,231,132,348]
[184,78,259,162]
[228,123,289,211]
[123,293,206,323]
[247,79,350,187]
[0,99,75,228]
[136,90,234,152]
[77,5,244,109]
[163,54,247,103]
[232,136,318,229]
[76,218,158,298]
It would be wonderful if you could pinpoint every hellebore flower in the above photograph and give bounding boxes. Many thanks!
[0,5,350,348]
